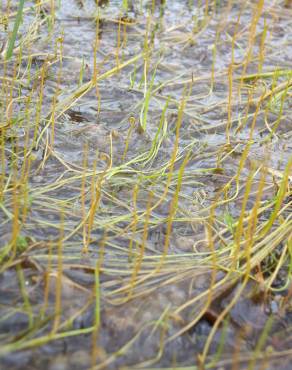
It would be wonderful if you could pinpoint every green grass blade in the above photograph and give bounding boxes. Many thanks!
[6,0,25,60]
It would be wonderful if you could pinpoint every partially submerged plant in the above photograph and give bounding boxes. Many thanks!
[0,0,291,369]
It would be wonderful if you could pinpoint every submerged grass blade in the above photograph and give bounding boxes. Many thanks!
[0,0,292,367]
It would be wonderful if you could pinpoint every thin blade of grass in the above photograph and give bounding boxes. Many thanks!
[6,0,25,60]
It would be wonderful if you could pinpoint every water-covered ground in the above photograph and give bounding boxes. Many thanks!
[0,1,292,369]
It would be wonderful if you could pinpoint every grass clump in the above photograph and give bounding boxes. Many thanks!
[0,1,291,369]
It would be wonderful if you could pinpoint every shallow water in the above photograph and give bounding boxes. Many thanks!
[0,0,292,369]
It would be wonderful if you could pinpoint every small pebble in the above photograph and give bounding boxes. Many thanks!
[270,300,278,314]
[49,355,68,370]
[32,175,43,183]
[69,350,90,368]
